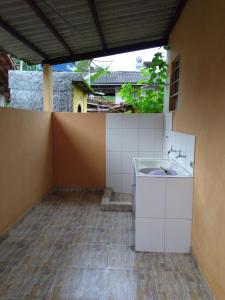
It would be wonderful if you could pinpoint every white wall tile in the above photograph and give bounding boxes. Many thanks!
[122,114,139,128]
[106,151,122,174]
[186,135,195,158]
[138,151,155,158]
[155,129,164,151]
[166,178,193,219]
[106,129,122,151]
[136,177,166,218]
[106,113,122,128]
[135,218,165,252]
[122,152,138,173]
[164,112,172,131]
[122,129,138,151]
[163,130,195,176]
[165,219,191,253]
[138,129,155,151]
[122,174,134,193]
[138,114,155,128]
[106,114,164,193]
[154,152,163,158]
[152,113,164,129]
[106,173,122,193]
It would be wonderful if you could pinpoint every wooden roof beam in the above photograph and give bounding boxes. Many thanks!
[43,38,167,65]
[25,0,74,56]
[87,0,107,50]
[165,0,188,39]
[0,15,48,59]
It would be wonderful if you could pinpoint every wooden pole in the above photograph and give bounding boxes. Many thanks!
[43,64,53,112]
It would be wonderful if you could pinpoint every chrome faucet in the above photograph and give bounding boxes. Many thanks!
[176,150,186,159]
[168,146,178,155]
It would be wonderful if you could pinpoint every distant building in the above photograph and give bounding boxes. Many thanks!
[72,80,93,113]
[91,71,144,104]
[9,71,91,112]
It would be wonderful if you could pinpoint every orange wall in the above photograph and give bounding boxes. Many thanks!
[168,0,225,298]
[0,108,54,235]
[52,113,106,188]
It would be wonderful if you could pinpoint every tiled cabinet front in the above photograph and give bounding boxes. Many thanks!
[135,177,193,253]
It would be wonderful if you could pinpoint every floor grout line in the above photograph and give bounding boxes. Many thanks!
[0,191,214,300]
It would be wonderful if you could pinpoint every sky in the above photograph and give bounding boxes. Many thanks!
[93,46,166,71]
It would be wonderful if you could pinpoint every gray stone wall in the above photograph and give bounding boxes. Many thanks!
[9,71,84,112]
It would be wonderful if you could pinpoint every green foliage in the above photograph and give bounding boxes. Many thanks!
[74,59,110,85]
[119,52,167,113]
[89,67,110,83]
[15,59,38,71]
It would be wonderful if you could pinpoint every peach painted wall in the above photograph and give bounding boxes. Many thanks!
[52,113,106,188]
[0,108,54,236]
[168,0,225,298]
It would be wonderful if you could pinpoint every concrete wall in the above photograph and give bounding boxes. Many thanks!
[9,71,83,112]
[52,113,106,188]
[0,108,54,235]
[168,0,225,298]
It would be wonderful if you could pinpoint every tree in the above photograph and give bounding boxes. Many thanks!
[73,59,110,85]
[119,52,167,113]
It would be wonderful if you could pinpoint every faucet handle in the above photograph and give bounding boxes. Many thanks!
[176,150,186,159]
[168,146,178,154]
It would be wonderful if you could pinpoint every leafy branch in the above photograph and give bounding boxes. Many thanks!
[119,52,167,113]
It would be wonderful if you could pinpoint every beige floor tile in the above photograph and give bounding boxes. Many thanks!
[0,191,214,300]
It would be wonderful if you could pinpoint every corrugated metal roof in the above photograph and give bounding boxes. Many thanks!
[92,71,143,85]
[0,0,186,64]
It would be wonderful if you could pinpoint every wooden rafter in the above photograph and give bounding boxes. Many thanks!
[165,0,188,39]
[24,0,74,56]
[43,38,167,65]
[87,0,107,50]
[0,15,48,59]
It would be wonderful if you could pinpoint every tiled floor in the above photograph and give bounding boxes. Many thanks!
[111,192,132,203]
[0,191,213,300]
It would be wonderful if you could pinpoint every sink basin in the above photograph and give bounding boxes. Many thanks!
[134,158,192,178]
[139,167,178,176]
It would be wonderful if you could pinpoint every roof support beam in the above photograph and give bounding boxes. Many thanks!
[87,0,107,50]
[24,0,74,56]
[43,64,53,112]
[165,0,188,39]
[43,38,167,65]
[0,16,48,59]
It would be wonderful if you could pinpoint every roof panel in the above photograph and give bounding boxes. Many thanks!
[92,71,144,85]
[0,0,185,64]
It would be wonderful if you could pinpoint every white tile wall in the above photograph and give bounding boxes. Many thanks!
[106,113,164,193]
[106,129,122,151]
[163,112,196,176]
[122,129,138,151]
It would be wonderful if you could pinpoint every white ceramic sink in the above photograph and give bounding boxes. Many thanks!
[139,167,178,176]
[133,157,193,253]
[134,158,192,178]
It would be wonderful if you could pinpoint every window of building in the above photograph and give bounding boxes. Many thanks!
[169,57,180,111]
